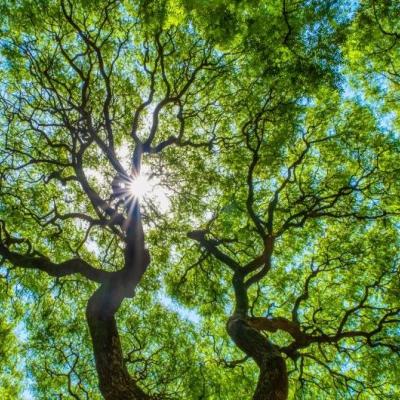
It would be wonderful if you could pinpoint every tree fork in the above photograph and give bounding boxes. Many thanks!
[227,316,288,400]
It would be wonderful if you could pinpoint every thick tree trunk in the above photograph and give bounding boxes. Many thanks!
[227,316,288,400]
[86,278,151,400]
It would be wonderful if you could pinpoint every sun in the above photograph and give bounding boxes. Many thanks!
[115,144,171,212]
[121,165,171,213]
[128,174,152,200]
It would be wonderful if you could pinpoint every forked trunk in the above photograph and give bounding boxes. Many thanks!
[227,316,288,400]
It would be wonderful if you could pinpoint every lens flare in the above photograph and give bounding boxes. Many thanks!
[128,174,151,200]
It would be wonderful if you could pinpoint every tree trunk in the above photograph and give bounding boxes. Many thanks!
[86,279,151,400]
[227,316,288,400]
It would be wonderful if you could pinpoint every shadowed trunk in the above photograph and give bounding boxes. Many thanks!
[86,276,151,400]
[86,197,151,400]
[227,316,288,400]
[228,270,288,400]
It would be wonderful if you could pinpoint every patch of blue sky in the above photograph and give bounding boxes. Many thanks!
[13,320,36,400]
[339,356,357,374]
[296,96,315,107]
[283,242,317,273]
[301,0,360,52]
[377,111,396,135]
[13,320,29,342]
[21,389,34,400]
[341,71,396,135]
[157,290,201,325]
[302,21,323,50]
[335,0,360,24]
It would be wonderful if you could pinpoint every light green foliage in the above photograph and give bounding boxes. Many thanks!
[0,298,22,399]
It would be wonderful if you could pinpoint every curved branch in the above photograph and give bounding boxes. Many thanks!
[0,239,110,284]
[188,230,240,271]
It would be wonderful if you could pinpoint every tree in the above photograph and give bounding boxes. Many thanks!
[0,1,399,399]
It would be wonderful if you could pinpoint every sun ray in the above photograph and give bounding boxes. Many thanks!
[128,174,152,200]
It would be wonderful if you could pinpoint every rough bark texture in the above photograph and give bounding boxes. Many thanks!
[227,316,288,400]
[86,279,151,400]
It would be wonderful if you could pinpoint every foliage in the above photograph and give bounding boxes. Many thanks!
[0,1,399,399]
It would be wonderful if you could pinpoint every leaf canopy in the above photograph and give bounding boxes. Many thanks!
[0,1,399,399]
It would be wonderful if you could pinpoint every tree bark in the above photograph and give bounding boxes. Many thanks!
[86,276,151,400]
[84,169,152,399]
[227,316,288,400]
